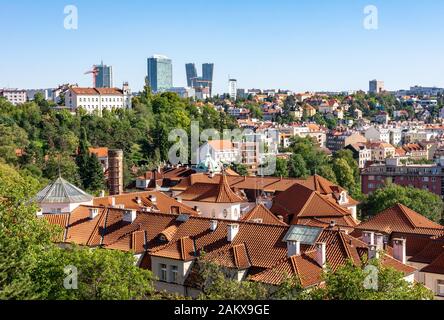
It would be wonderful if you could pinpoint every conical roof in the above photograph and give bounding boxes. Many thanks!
[34,177,93,204]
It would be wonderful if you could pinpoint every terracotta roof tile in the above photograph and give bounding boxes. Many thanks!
[355,204,444,236]
[241,203,288,226]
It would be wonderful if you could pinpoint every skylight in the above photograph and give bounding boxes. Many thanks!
[283,225,323,245]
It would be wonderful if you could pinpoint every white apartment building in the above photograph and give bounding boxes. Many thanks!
[228,79,237,100]
[0,88,27,105]
[199,140,240,165]
[65,83,132,113]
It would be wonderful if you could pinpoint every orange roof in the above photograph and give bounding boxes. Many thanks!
[354,204,444,236]
[46,206,415,287]
[250,229,415,287]
[93,191,198,215]
[207,140,235,151]
[89,147,108,158]
[178,175,246,204]
[71,87,123,95]
[241,203,288,226]
[270,184,356,227]
[421,251,444,275]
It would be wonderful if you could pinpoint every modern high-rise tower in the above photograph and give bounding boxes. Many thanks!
[147,55,173,93]
[185,63,198,87]
[228,79,237,100]
[94,62,113,88]
[185,62,214,96]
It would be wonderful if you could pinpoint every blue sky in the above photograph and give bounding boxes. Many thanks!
[1,0,444,94]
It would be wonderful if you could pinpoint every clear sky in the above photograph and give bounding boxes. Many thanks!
[1,0,443,94]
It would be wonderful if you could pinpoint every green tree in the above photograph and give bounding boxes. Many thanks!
[288,154,309,179]
[308,259,433,300]
[230,163,249,176]
[274,157,289,178]
[84,153,105,193]
[195,258,267,300]
[363,184,444,223]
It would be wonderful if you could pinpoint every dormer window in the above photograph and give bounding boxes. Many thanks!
[223,209,228,219]
[339,191,348,204]
[159,234,167,242]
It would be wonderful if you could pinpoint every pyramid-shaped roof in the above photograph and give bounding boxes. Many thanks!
[355,203,444,236]
[34,177,93,204]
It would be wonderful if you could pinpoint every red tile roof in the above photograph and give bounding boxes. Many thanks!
[354,204,444,236]
[93,191,198,215]
[241,203,288,226]
[178,174,246,203]
[71,87,123,95]
[270,184,357,227]
[46,206,415,287]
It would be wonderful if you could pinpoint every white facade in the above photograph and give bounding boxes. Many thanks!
[65,84,132,114]
[228,79,237,100]
[198,141,240,165]
[0,88,27,105]
[365,127,390,143]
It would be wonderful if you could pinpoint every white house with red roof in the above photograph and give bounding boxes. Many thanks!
[65,83,131,113]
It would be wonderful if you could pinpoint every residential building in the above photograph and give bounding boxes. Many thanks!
[345,143,372,169]
[147,55,173,93]
[0,88,27,105]
[326,131,367,152]
[367,141,396,162]
[361,158,444,196]
[365,126,390,144]
[369,79,384,94]
[26,88,55,101]
[228,79,237,100]
[64,83,132,113]
[41,192,413,296]
[409,86,444,96]
[95,62,113,88]
[353,204,444,296]
[199,140,240,165]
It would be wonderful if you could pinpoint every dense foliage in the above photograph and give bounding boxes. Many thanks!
[362,184,444,223]
[0,88,238,193]
[0,162,156,300]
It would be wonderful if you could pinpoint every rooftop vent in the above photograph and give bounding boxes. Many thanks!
[89,208,99,219]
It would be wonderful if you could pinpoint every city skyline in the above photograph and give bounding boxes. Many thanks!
[1,0,444,94]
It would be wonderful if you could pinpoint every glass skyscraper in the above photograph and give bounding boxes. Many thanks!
[185,63,197,87]
[95,62,113,88]
[147,55,173,93]
[185,62,214,96]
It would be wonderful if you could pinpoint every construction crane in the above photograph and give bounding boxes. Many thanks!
[84,66,99,87]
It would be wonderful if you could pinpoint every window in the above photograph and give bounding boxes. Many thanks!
[159,264,167,281]
[223,209,228,218]
[170,265,179,284]
[211,209,216,218]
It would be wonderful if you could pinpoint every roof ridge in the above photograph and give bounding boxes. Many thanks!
[396,203,418,228]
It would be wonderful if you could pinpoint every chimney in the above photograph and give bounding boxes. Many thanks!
[287,240,301,257]
[110,196,116,207]
[329,220,336,229]
[393,238,407,264]
[315,242,327,268]
[36,209,43,218]
[89,208,99,219]
[136,196,142,204]
[99,190,105,197]
[362,231,375,246]
[210,220,218,231]
[227,224,239,242]
[375,233,384,251]
[149,195,157,205]
[123,209,137,223]
[368,244,379,260]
